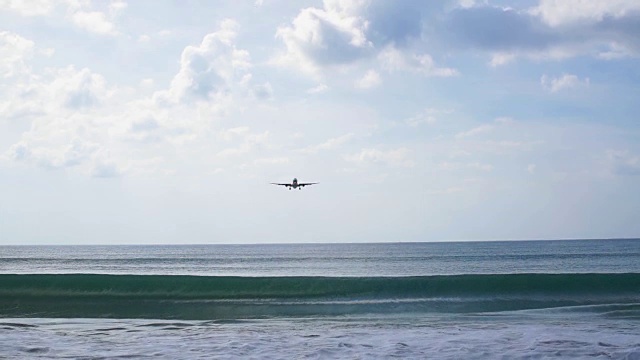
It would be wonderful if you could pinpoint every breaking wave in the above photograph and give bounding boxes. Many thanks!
[1,273,639,319]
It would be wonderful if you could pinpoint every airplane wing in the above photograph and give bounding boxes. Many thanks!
[298,182,318,187]
[271,183,292,187]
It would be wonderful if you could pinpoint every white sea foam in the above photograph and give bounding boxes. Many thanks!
[1,315,639,359]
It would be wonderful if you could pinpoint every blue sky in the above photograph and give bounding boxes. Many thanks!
[1,0,639,244]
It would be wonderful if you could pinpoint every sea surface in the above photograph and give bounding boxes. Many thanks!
[1,239,640,359]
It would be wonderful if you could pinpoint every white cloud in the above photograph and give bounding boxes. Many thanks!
[355,69,381,89]
[597,42,635,60]
[0,31,34,78]
[541,73,589,93]
[109,0,128,15]
[163,19,252,103]
[54,66,111,108]
[307,84,329,94]
[0,0,56,16]
[458,0,482,9]
[489,52,516,67]
[345,147,415,167]
[1,31,256,177]
[532,0,640,27]
[1,1,123,36]
[0,64,113,126]
[71,11,118,36]
[527,164,536,174]
[8,120,102,172]
[275,1,460,82]
[378,47,459,77]
[275,0,372,74]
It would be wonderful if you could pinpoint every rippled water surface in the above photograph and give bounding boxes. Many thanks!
[1,239,639,359]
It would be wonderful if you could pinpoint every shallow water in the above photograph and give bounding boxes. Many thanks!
[1,313,639,359]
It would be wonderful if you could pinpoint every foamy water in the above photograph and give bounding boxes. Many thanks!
[2,314,639,359]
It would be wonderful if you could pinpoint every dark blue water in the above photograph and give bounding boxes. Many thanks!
[2,239,639,276]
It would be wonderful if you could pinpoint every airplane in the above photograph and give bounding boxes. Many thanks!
[271,178,318,190]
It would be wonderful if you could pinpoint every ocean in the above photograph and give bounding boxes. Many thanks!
[1,239,639,359]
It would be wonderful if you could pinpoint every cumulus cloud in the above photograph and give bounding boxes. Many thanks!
[33,66,110,110]
[57,66,110,108]
[355,69,381,89]
[164,19,251,103]
[275,0,372,74]
[275,1,456,77]
[1,1,121,37]
[71,11,118,36]
[307,84,329,94]
[2,28,259,177]
[9,124,101,172]
[0,64,113,126]
[109,0,128,15]
[379,47,459,77]
[0,0,56,16]
[541,73,589,92]
[444,2,640,65]
[0,31,34,78]
[532,0,640,27]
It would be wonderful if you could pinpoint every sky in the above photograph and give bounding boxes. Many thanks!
[1,0,639,245]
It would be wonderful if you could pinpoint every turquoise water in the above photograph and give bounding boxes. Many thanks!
[1,239,640,358]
